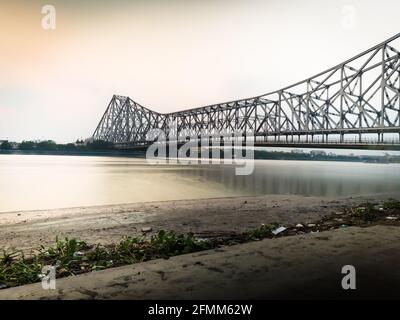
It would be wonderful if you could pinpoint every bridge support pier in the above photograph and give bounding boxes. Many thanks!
[378,132,383,143]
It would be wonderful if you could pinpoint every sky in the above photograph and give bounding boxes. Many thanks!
[0,0,399,143]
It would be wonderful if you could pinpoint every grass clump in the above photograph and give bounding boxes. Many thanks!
[352,203,380,221]
[0,237,90,288]
[0,250,42,288]
[383,199,400,210]
[148,230,213,257]
[244,223,279,240]
[0,231,216,290]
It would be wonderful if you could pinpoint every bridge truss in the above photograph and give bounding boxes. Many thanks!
[93,34,400,147]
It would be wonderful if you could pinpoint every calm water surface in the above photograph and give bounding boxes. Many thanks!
[0,154,400,212]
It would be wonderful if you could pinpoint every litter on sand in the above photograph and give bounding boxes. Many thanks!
[272,226,287,235]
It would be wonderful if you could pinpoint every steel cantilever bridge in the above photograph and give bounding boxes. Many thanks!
[93,34,400,150]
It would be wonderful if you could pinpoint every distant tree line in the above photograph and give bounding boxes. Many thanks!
[0,139,115,151]
[253,150,400,163]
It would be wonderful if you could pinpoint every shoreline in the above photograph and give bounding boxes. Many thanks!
[1,150,400,164]
[1,192,399,253]
[0,150,146,158]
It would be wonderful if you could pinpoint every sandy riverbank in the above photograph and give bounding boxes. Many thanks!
[1,193,400,299]
[0,193,399,253]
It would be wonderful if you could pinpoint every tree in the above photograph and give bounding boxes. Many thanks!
[88,140,114,150]
[37,140,57,151]
[0,141,13,150]
[19,141,36,150]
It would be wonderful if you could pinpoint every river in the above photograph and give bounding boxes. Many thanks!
[0,154,399,212]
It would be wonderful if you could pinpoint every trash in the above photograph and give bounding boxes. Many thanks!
[295,223,304,228]
[141,227,152,233]
[307,223,316,228]
[272,226,287,235]
[334,212,343,215]
[340,224,348,228]
[385,216,398,220]
[374,205,384,212]
[73,251,84,258]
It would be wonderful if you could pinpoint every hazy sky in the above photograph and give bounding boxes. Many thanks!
[1,0,399,143]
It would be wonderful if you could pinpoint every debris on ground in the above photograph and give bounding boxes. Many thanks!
[272,226,287,235]
[374,205,384,211]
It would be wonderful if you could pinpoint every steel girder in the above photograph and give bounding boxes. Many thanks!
[93,34,400,144]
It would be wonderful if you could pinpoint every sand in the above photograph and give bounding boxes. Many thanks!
[1,193,399,253]
[1,225,400,299]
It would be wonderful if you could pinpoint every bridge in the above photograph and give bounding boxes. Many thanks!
[93,34,400,151]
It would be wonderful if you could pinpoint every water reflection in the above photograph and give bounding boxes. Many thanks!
[175,160,400,197]
[0,155,399,212]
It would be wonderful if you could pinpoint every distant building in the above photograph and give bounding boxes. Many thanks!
[75,139,87,146]
[291,149,304,154]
